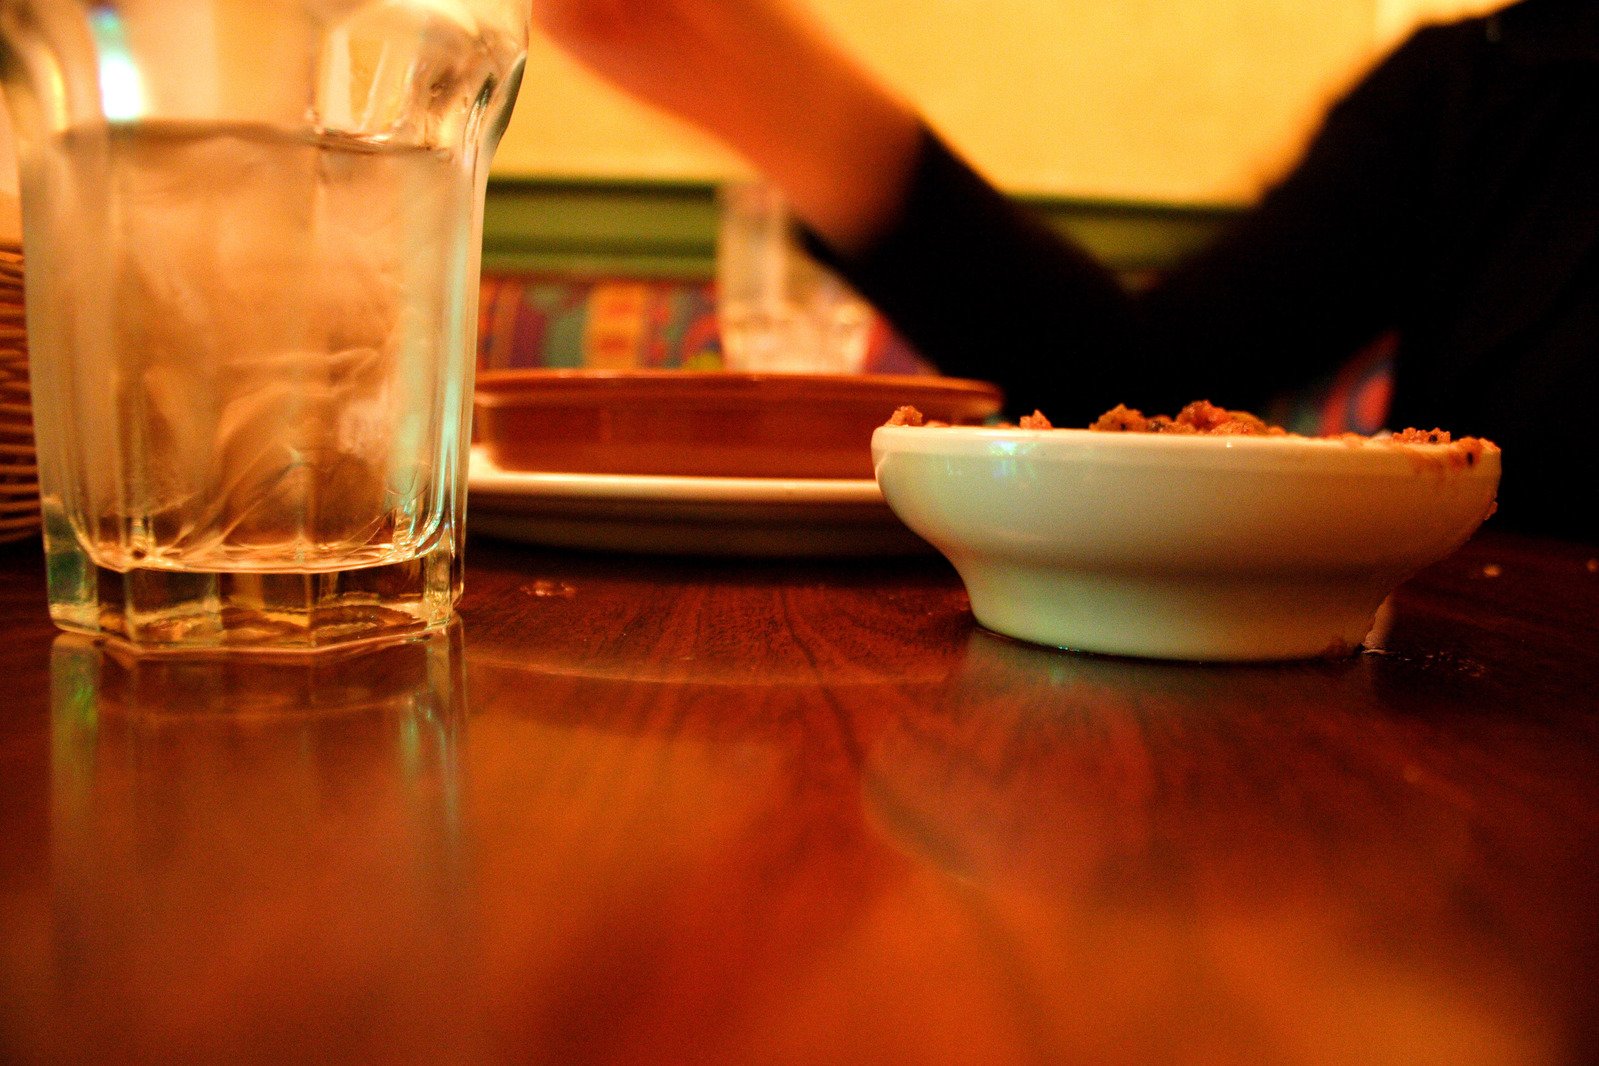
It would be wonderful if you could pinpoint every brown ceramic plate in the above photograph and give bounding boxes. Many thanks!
[473,369,1004,479]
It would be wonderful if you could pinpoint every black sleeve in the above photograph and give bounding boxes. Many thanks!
[805,26,1452,423]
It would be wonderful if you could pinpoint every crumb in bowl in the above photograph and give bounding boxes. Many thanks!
[1389,426,1495,469]
[886,399,1497,457]
[1391,427,1453,443]
[886,404,952,427]
[1087,400,1287,436]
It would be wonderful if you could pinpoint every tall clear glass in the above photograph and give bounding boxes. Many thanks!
[0,0,527,651]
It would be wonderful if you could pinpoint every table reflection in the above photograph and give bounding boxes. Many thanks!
[32,629,472,1063]
[858,629,1547,1064]
[0,531,1592,1064]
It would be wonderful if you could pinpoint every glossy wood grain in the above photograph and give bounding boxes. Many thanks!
[2,530,1597,1065]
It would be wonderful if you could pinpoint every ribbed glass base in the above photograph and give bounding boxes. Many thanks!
[43,515,460,654]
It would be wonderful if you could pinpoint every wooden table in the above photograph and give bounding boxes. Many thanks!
[2,529,1597,1064]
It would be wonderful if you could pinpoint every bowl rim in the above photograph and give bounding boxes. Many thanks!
[872,423,1500,476]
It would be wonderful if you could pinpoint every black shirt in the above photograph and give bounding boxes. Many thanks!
[811,0,1599,540]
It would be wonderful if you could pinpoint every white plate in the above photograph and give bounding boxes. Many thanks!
[467,448,929,557]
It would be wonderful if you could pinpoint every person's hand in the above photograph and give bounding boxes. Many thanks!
[530,0,921,253]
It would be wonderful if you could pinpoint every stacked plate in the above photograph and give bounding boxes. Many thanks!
[468,369,1003,556]
[0,242,36,545]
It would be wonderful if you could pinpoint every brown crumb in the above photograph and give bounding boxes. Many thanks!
[889,399,1495,458]
[1392,427,1452,444]
[1088,399,1288,437]
[885,405,925,427]
[1148,415,1197,434]
[1392,427,1495,469]
[1089,404,1147,432]
[1172,400,1286,436]
[1174,400,1234,432]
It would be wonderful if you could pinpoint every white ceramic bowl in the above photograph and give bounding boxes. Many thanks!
[872,425,1501,661]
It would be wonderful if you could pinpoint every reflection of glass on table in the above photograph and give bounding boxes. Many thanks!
[42,627,469,1057]
[716,181,872,374]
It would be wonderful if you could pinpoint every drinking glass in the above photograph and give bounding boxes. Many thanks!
[716,180,872,374]
[0,0,527,651]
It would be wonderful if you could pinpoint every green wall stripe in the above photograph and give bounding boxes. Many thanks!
[482,176,1240,278]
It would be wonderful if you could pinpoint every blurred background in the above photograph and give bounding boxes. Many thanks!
[2,0,1505,392]
[497,0,1501,200]
[474,0,1498,396]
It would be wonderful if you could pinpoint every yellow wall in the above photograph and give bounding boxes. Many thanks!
[494,0,1502,205]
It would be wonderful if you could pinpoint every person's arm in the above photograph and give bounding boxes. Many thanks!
[531,0,921,253]
[1112,25,1452,419]
[808,26,1452,421]
[535,1,1448,422]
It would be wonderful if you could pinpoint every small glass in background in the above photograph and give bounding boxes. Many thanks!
[716,181,873,375]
